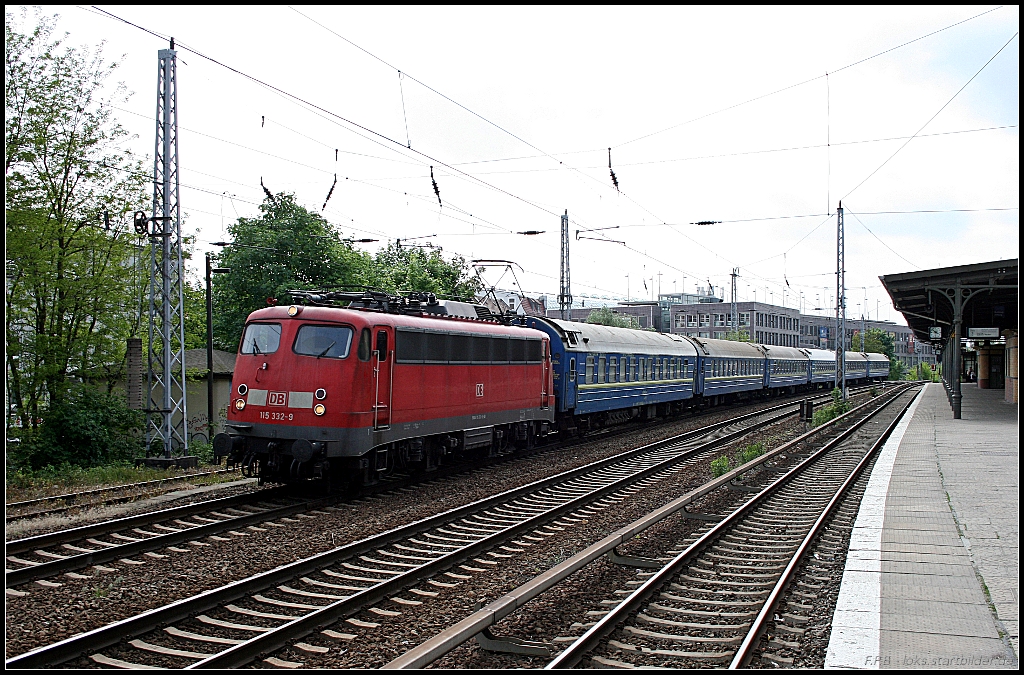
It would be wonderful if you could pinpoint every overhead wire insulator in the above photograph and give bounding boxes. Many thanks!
[608,147,619,193]
[260,177,276,204]
[322,173,338,211]
[430,166,442,208]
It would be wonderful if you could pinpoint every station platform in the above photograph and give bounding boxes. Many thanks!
[826,383,1018,669]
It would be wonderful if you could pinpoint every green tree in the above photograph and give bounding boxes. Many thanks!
[851,328,901,379]
[585,306,633,328]
[6,10,148,434]
[212,193,370,350]
[851,328,895,356]
[889,358,908,381]
[369,242,480,300]
[905,361,940,382]
[724,329,751,342]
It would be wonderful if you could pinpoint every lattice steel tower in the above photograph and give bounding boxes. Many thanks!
[558,210,572,320]
[835,202,846,399]
[147,44,188,457]
[730,267,739,337]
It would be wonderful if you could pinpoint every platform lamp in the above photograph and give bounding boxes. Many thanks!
[206,253,231,445]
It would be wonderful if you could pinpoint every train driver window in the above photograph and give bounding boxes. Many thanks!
[376,330,388,358]
[241,322,282,355]
[569,357,576,381]
[358,328,372,361]
[294,325,353,359]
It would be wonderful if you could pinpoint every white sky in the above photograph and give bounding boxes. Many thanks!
[32,5,1020,325]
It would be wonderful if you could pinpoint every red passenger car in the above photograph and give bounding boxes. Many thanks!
[215,299,554,486]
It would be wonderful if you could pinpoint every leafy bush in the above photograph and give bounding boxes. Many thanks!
[811,388,851,427]
[737,442,765,465]
[190,440,215,465]
[711,455,731,477]
[10,385,144,471]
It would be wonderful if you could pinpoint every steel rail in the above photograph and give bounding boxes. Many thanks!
[5,469,239,512]
[383,383,911,669]
[728,388,920,668]
[186,396,805,669]
[4,386,856,591]
[5,489,303,587]
[544,385,914,669]
[6,395,803,669]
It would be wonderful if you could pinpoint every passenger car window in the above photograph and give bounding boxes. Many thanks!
[242,323,282,354]
[293,325,353,359]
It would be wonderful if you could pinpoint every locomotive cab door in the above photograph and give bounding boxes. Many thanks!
[373,327,393,429]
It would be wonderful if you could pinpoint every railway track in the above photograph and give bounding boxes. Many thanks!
[6,393,813,669]
[5,489,321,590]
[379,383,916,670]
[6,385,871,593]
[5,469,241,523]
[544,385,919,669]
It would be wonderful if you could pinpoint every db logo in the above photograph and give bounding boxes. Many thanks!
[268,391,287,406]
[475,383,484,397]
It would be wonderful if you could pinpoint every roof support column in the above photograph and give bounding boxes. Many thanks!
[951,278,963,419]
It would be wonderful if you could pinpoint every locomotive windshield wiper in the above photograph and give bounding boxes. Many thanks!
[316,341,336,359]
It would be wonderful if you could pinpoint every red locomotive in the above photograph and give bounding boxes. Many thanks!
[214,292,554,487]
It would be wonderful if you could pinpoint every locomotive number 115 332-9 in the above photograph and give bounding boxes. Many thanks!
[259,411,294,421]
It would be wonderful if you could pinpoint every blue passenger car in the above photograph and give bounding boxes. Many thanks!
[806,348,838,386]
[865,352,890,380]
[761,345,811,391]
[526,318,698,424]
[844,351,869,382]
[686,337,766,399]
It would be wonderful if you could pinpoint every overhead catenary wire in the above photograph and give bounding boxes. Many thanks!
[844,206,920,270]
[88,6,566,223]
[373,124,1016,177]
[615,6,1007,148]
[841,31,1019,201]
[83,5,1011,309]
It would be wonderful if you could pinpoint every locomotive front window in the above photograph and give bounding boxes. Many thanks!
[293,325,353,359]
[241,323,282,354]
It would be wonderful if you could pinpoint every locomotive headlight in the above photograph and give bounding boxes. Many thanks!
[234,398,246,410]
[237,383,248,396]
[315,388,327,400]
[287,305,300,317]
[313,403,326,416]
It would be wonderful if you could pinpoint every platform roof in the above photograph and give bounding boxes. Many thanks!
[879,259,1017,345]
